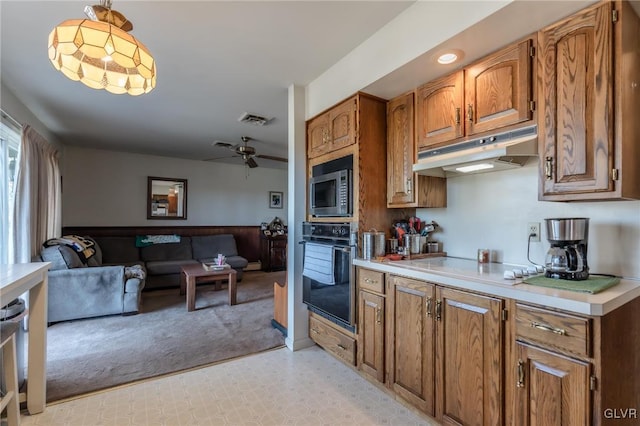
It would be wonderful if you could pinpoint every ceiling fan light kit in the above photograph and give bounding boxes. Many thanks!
[47,0,156,96]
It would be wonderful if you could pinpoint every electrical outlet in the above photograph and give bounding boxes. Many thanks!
[528,222,540,242]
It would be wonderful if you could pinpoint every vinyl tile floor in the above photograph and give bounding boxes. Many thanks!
[20,345,440,426]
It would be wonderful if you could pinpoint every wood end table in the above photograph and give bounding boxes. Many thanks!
[180,264,237,312]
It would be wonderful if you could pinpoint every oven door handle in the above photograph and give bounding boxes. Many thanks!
[334,246,351,253]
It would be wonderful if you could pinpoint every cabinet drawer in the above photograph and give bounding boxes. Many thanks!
[309,315,356,365]
[358,269,385,294]
[515,304,591,357]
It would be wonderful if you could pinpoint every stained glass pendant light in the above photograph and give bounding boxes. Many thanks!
[47,0,156,96]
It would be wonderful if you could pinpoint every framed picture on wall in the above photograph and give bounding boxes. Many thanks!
[269,191,283,209]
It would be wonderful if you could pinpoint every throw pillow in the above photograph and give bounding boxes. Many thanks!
[40,246,86,270]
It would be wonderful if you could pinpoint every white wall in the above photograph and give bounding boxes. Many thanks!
[62,146,287,227]
[417,163,640,279]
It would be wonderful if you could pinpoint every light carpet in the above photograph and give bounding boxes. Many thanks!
[45,270,286,402]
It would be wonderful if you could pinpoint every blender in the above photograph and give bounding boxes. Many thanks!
[544,218,590,280]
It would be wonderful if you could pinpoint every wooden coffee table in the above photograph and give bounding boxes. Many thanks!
[180,264,237,311]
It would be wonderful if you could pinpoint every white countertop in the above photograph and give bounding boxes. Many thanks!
[353,256,640,316]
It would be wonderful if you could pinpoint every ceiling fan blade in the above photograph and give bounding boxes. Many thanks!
[203,155,238,161]
[246,157,258,168]
[256,154,287,163]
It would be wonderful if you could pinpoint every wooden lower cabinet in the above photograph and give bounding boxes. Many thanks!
[358,290,385,382]
[436,287,504,426]
[387,275,436,416]
[514,342,590,426]
[309,313,356,365]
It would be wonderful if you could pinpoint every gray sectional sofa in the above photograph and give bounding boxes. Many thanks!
[41,234,248,323]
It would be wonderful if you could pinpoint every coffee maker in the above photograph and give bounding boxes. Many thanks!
[544,218,589,280]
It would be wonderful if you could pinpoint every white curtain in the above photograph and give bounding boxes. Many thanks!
[9,125,61,263]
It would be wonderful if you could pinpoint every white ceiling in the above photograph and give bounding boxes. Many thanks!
[3,1,636,171]
[0,0,414,169]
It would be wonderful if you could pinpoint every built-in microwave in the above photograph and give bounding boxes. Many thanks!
[309,169,352,217]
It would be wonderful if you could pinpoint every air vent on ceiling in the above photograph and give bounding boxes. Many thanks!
[238,112,271,126]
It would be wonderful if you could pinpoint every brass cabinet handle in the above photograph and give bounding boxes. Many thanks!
[545,157,553,180]
[517,359,525,388]
[435,300,442,321]
[364,278,378,285]
[311,328,320,334]
[426,297,433,318]
[376,307,382,324]
[467,104,473,123]
[531,321,566,335]
[455,107,461,125]
[406,177,412,195]
[337,344,346,351]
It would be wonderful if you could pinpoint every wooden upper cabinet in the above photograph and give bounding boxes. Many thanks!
[329,98,357,152]
[416,71,464,150]
[538,0,640,201]
[465,39,534,136]
[436,287,504,426]
[307,97,357,159]
[514,342,590,426]
[538,2,613,198]
[307,114,330,159]
[387,92,447,208]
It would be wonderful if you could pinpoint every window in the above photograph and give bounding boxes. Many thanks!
[0,111,21,264]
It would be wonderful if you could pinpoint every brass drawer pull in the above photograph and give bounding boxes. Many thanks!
[517,359,525,388]
[364,277,378,284]
[531,321,566,335]
[311,328,320,334]
[337,344,346,351]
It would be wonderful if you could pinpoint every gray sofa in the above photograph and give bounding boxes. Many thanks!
[40,233,247,323]
[39,240,145,323]
[95,234,248,289]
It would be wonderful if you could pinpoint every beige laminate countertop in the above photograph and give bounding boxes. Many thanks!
[353,256,640,316]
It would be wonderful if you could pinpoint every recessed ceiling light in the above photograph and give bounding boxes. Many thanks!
[436,49,464,65]
[437,53,458,64]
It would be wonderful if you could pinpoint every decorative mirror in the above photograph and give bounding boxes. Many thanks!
[147,177,188,220]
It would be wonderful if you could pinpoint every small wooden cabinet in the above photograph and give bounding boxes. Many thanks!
[514,342,591,426]
[417,37,535,151]
[387,274,436,416]
[307,97,357,159]
[357,268,385,383]
[260,234,287,272]
[538,0,640,201]
[436,287,504,425]
[309,312,356,365]
[387,91,447,208]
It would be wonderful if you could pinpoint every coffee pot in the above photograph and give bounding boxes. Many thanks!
[544,218,589,280]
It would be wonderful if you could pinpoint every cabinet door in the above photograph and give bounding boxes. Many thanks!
[358,290,385,383]
[329,97,357,152]
[436,287,503,426]
[387,92,416,206]
[465,38,534,136]
[538,2,613,198]
[387,275,435,416]
[416,71,464,149]
[307,113,330,159]
[514,342,590,426]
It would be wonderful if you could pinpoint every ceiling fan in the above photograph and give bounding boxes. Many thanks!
[206,136,287,168]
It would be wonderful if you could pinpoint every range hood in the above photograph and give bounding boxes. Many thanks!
[413,125,538,177]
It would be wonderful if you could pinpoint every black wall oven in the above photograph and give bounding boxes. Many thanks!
[302,222,355,332]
